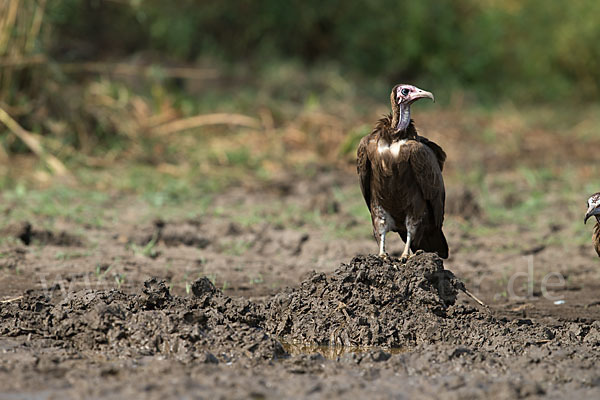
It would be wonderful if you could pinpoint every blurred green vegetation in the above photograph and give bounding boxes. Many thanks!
[47,0,600,102]
[1,0,600,205]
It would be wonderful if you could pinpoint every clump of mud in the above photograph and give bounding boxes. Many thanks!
[127,219,211,248]
[1,221,84,246]
[265,253,468,347]
[264,253,580,352]
[0,278,285,363]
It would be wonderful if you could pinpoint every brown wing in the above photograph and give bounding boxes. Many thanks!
[357,135,373,211]
[417,136,446,172]
[408,142,445,228]
[594,223,600,257]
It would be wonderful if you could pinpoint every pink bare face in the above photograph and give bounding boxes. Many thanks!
[395,84,435,105]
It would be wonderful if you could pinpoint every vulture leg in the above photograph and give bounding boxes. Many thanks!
[401,217,417,261]
[400,232,412,260]
[373,205,391,257]
[378,232,387,256]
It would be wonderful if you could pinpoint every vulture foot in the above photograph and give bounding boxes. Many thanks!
[400,252,418,264]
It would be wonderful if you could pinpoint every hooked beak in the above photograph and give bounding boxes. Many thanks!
[584,205,600,224]
[407,88,435,104]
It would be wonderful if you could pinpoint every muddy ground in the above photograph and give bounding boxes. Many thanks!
[1,171,600,399]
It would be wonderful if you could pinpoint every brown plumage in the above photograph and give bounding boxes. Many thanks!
[594,225,600,258]
[357,84,448,259]
[584,192,600,257]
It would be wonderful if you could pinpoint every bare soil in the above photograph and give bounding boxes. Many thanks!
[1,171,600,399]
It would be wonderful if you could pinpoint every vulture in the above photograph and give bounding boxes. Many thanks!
[584,192,600,257]
[357,84,448,260]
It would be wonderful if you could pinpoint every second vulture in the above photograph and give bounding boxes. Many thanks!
[584,192,600,257]
[357,84,448,259]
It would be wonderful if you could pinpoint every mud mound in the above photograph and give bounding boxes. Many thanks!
[1,221,84,246]
[265,253,468,347]
[2,252,598,372]
[0,278,284,363]
[264,253,578,351]
[128,219,211,248]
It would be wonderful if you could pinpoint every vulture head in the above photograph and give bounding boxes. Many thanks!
[390,84,435,133]
[584,192,600,224]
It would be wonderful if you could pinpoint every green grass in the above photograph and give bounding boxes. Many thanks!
[129,231,160,258]
[94,264,113,280]
[248,273,264,286]
[114,273,126,289]
[444,156,600,256]
[0,165,221,231]
[0,184,111,228]
[219,239,253,256]
[54,250,90,261]
[0,155,593,263]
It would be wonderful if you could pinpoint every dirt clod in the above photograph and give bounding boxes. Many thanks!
[191,277,218,298]
[1,221,83,246]
[138,278,172,310]
[0,277,283,363]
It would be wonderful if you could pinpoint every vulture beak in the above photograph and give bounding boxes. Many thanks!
[584,205,600,224]
[407,88,435,104]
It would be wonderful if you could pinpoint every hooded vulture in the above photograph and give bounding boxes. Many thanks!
[584,192,600,257]
[357,84,448,259]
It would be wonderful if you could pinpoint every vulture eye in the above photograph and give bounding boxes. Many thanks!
[400,88,410,96]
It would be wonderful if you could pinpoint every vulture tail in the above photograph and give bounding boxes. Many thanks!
[413,229,449,259]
